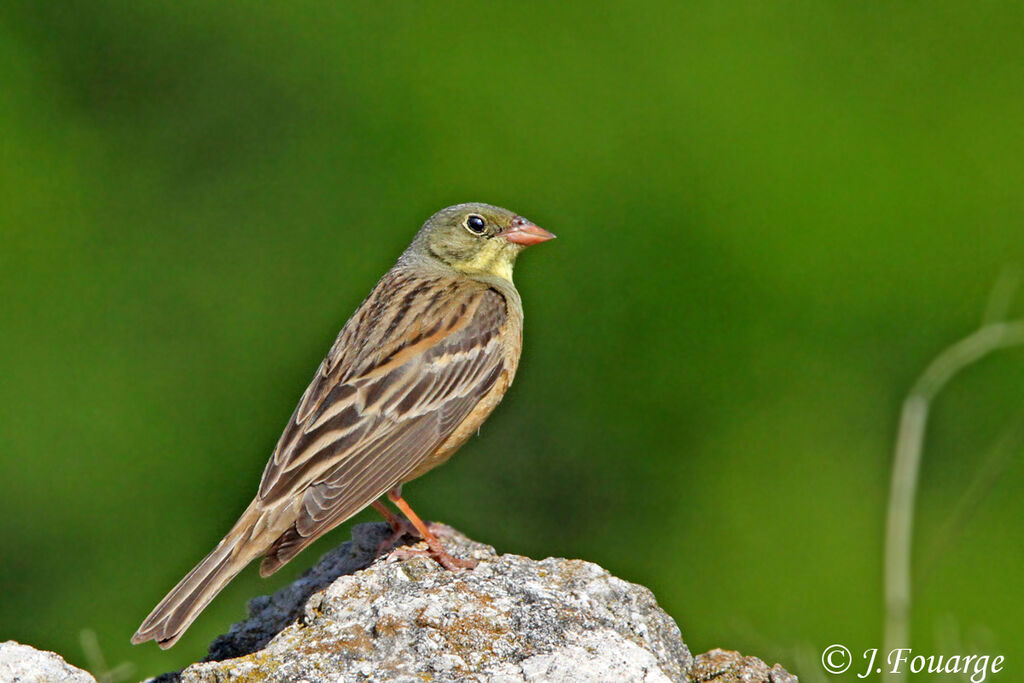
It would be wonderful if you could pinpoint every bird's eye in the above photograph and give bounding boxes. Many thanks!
[465,215,487,234]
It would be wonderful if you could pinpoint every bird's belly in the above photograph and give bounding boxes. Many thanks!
[402,369,511,482]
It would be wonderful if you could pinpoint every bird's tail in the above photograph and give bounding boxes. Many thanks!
[131,501,267,649]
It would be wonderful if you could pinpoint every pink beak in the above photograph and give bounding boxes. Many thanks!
[501,216,557,246]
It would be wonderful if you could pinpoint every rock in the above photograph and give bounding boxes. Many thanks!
[152,522,797,682]
[690,648,798,683]
[163,522,688,681]
[0,641,96,683]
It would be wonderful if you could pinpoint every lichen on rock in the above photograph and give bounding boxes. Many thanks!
[690,648,798,683]
[174,523,693,682]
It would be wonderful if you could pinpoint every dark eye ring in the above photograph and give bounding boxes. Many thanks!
[465,214,486,234]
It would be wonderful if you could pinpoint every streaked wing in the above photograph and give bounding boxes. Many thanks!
[255,271,509,569]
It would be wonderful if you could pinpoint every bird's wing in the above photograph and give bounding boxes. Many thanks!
[255,271,510,571]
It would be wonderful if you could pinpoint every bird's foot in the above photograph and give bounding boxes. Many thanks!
[371,500,457,551]
[372,500,419,554]
[372,494,475,570]
[375,516,421,556]
[387,543,478,572]
[376,518,475,570]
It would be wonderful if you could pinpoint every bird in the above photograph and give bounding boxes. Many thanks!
[131,203,555,649]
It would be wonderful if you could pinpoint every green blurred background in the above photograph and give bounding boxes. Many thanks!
[2,2,1023,680]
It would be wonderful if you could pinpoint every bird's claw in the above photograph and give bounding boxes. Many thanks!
[373,502,473,571]
[376,518,421,557]
[376,517,458,556]
[385,544,477,572]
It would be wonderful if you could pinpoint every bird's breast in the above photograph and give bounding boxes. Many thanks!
[401,291,523,482]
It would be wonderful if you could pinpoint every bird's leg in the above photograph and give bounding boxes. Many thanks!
[385,488,477,571]
[371,499,421,556]
[371,499,407,533]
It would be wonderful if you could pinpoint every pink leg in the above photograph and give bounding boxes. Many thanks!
[373,488,476,571]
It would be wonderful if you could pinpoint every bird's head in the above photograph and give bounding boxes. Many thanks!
[406,202,555,282]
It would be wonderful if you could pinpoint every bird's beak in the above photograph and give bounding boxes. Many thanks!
[501,217,557,246]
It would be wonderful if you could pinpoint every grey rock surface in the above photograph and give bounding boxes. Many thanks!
[153,522,796,682]
[171,522,692,682]
[690,649,798,683]
[0,641,96,683]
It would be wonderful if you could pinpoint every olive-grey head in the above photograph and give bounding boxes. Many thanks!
[403,202,555,282]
